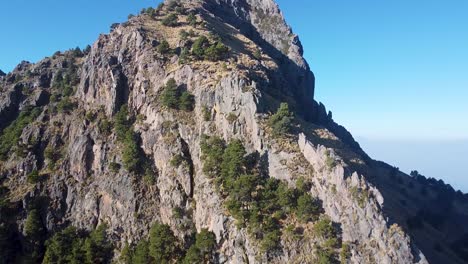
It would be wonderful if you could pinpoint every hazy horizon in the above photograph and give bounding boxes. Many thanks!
[358,137,468,192]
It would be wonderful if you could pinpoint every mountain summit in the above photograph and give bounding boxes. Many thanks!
[0,1,467,263]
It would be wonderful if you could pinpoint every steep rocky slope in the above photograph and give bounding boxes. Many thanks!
[1,0,467,263]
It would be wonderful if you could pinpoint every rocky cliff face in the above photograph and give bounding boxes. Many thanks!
[1,1,467,264]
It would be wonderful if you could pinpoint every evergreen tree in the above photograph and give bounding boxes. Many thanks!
[179,91,195,111]
[160,78,180,109]
[132,240,149,264]
[148,223,178,263]
[268,103,294,135]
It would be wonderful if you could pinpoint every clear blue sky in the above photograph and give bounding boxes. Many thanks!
[1,1,467,189]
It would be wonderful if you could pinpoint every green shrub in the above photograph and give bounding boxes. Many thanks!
[179,91,195,111]
[44,144,61,169]
[325,150,336,170]
[114,105,131,140]
[260,230,281,253]
[57,97,76,113]
[161,13,178,27]
[84,224,113,264]
[316,246,335,264]
[192,36,209,59]
[202,106,211,121]
[149,222,178,263]
[253,49,262,60]
[122,130,142,174]
[98,117,113,136]
[179,47,190,65]
[226,113,237,123]
[166,0,179,11]
[297,194,321,222]
[200,136,226,178]
[179,30,189,41]
[161,79,180,109]
[268,103,294,136]
[170,154,184,168]
[0,107,40,160]
[157,40,171,54]
[43,227,86,264]
[296,176,312,193]
[314,218,336,239]
[132,240,150,264]
[160,79,195,111]
[27,170,40,184]
[340,243,351,264]
[220,140,246,181]
[183,229,216,264]
[187,13,197,26]
[109,162,121,173]
[25,209,46,262]
[119,243,133,264]
[204,42,229,61]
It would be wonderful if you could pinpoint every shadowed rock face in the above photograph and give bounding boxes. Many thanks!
[0,1,467,264]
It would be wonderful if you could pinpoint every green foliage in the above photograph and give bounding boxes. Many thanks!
[297,194,322,222]
[325,150,336,170]
[166,0,179,11]
[179,47,190,64]
[157,40,171,54]
[253,49,262,60]
[160,78,180,109]
[25,209,46,262]
[204,42,229,61]
[226,113,237,123]
[179,30,189,41]
[114,105,131,141]
[316,246,335,264]
[148,222,178,264]
[200,136,325,255]
[57,97,76,113]
[109,162,121,173]
[0,106,40,160]
[43,225,112,263]
[220,140,246,182]
[260,229,281,253]
[314,218,336,239]
[179,91,195,111]
[200,136,226,178]
[160,79,195,111]
[27,170,41,184]
[187,13,197,26]
[119,243,133,264]
[268,102,294,136]
[44,144,61,169]
[161,13,179,27]
[202,106,211,121]
[192,36,209,59]
[349,186,369,208]
[43,226,85,264]
[132,240,149,264]
[191,36,229,61]
[296,176,312,193]
[25,209,45,242]
[170,154,184,168]
[122,130,142,174]
[84,224,113,264]
[340,243,351,264]
[183,229,216,264]
[71,47,83,57]
[141,7,156,17]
